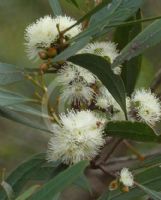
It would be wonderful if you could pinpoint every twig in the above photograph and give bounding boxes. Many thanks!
[123,140,145,161]
[96,138,123,166]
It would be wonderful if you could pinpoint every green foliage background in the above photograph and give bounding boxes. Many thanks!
[0,0,161,173]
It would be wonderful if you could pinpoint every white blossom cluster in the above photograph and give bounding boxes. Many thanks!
[120,168,134,187]
[25,15,82,60]
[24,15,161,166]
[47,110,106,165]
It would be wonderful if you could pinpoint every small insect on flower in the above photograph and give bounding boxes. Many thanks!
[129,89,161,126]
[46,110,106,165]
[120,168,134,187]
[80,41,121,75]
[25,15,81,60]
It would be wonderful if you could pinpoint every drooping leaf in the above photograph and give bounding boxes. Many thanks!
[0,89,38,106]
[53,0,144,63]
[0,63,24,85]
[49,0,63,16]
[74,0,144,41]
[0,154,63,200]
[68,54,127,116]
[75,174,92,193]
[136,183,161,200]
[15,185,40,200]
[105,121,161,143]
[66,0,79,8]
[113,18,161,67]
[66,0,112,29]
[114,10,142,95]
[30,161,89,200]
[0,106,51,133]
[98,191,110,200]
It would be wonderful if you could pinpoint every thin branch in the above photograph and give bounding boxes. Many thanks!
[123,140,145,161]
[96,138,122,166]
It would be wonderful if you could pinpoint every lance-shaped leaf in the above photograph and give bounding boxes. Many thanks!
[49,0,63,16]
[114,10,142,96]
[113,18,161,67]
[0,89,38,106]
[30,161,89,200]
[15,185,40,200]
[68,54,127,116]
[53,0,144,63]
[105,121,161,143]
[74,0,144,41]
[0,63,24,85]
[136,183,161,200]
[0,154,65,200]
[66,0,79,8]
[0,106,51,133]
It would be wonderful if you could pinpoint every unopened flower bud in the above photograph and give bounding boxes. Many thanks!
[40,63,49,72]
[38,51,48,60]
[109,180,118,191]
[47,47,57,58]
[122,186,129,193]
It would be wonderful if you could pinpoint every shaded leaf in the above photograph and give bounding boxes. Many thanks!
[113,19,161,67]
[0,154,63,200]
[0,89,37,106]
[15,185,40,200]
[136,183,161,200]
[68,54,127,116]
[75,175,92,193]
[66,0,79,8]
[114,10,142,95]
[0,106,51,133]
[74,0,144,40]
[30,161,89,200]
[105,121,161,143]
[49,0,63,16]
[0,63,24,85]
[98,191,110,199]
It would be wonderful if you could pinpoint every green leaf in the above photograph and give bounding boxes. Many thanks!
[66,0,79,8]
[53,36,91,62]
[0,154,45,200]
[67,0,112,29]
[0,154,63,200]
[136,183,161,200]
[49,0,63,16]
[114,10,142,96]
[68,54,127,117]
[98,191,110,200]
[0,106,51,133]
[75,175,92,193]
[0,89,37,106]
[74,0,144,41]
[105,121,161,143]
[54,0,143,63]
[15,185,40,200]
[113,18,161,67]
[30,161,89,200]
[0,63,24,85]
